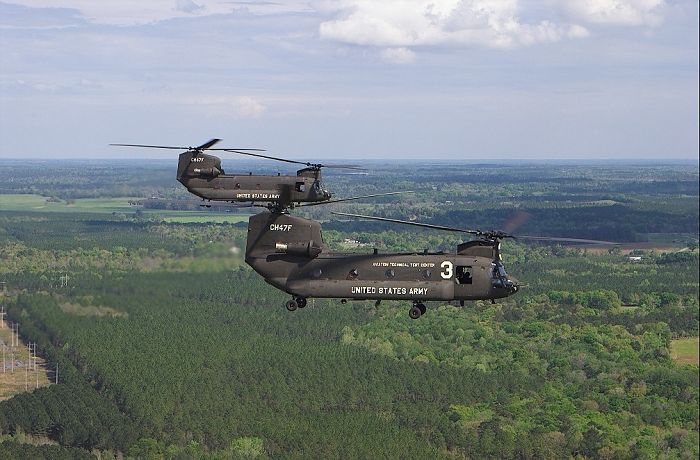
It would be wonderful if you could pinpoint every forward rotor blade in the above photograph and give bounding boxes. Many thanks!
[110,140,264,151]
[503,210,532,234]
[110,143,191,150]
[195,138,221,150]
[331,212,481,235]
[300,191,413,207]
[513,235,619,245]
[207,148,266,151]
[331,212,620,244]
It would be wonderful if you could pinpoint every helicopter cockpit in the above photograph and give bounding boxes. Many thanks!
[491,261,517,293]
[296,167,331,201]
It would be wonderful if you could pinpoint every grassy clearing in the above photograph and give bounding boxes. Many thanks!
[0,194,252,223]
[154,212,250,223]
[0,195,47,210]
[671,337,699,365]
[59,302,128,318]
[0,194,137,213]
[0,324,52,401]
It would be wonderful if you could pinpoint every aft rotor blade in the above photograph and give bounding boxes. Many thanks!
[319,164,366,171]
[513,235,619,245]
[331,212,481,235]
[300,191,413,207]
[224,150,364,170]
[224,150,311,166]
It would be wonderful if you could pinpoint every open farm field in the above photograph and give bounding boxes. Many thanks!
[671,337,700,365]
[0,194,252,223]
[0,194,138,213]
[0,161,697,458]
[157,212,251,223]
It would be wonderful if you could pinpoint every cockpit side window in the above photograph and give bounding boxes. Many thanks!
[495,263,507,279]
[456,266,472,284]
[295,182,305,192]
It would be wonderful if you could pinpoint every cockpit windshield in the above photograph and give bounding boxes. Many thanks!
[491,262,514,290]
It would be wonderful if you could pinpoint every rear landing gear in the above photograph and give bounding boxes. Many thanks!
[285,297,307,311]
[409,301,426,320]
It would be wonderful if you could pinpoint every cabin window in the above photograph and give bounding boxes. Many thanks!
[348,268,358,279]
[234,183,241,189]
[423,269,432,279]
[385,269,395,278]
[313,268,323,278]
[456,266,473,284]
[295,182,305,192]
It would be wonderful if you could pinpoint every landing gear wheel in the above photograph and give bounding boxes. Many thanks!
[296,297,307,309]
[409,305,422,320]
[285,299,298,312]
[417,303,426,315]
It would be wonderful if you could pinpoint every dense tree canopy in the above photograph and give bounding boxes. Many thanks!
[0,161,697,458]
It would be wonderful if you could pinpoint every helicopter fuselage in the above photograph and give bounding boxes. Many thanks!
[177,151,330,204]
[245,211,519,308]
[248,251,517,302]
[180,173,328,203]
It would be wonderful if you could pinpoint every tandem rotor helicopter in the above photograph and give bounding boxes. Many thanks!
[110,139,384,208]
[113,138,616,319]
[244,209,616,319]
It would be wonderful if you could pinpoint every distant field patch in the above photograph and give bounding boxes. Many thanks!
[0,194,138,213]
[60,302,128,318]
[0,194,56,211]
[0,194,252,223]
[155,212,250,224]
[671,338,699,365]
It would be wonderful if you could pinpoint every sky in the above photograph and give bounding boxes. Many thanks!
[0,0,698,160]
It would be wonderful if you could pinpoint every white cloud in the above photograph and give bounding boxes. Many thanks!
[179,95,267,118]
[175,0,205,14]
[234,96,267,118]
[4,0,228,25]
[4,0,315,25]
[567,24,591,39]
[318,0,588,50]
[318,0,666,56]
[563,0,665,26]
[381,47,416,64]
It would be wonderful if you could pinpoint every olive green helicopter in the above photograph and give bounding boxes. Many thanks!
[110,139,393,209]
[244,208,616,319]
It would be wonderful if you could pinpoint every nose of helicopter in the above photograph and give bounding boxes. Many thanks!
[491,277,519,298]
[507,276,522,295]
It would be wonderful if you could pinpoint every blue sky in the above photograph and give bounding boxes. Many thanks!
[0,0,697,160]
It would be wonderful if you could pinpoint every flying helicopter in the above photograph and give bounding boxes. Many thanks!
[244,209,617,319]
[110,139,367,208]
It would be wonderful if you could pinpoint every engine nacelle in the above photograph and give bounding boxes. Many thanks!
[275,241,322,258]
[193,167,221,177]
